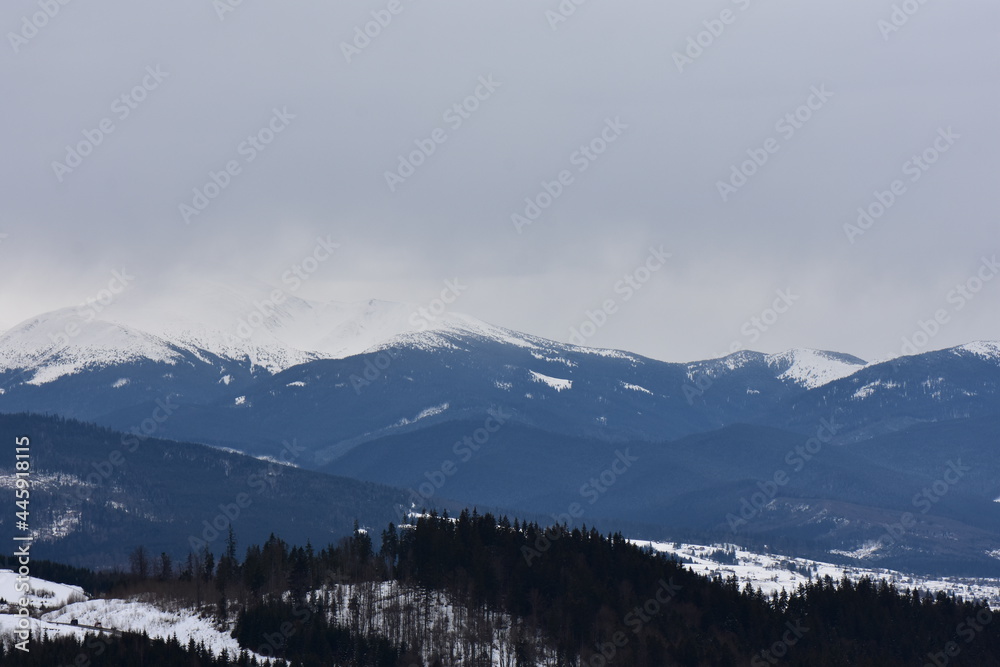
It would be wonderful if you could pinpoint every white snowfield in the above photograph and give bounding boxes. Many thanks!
[767,348,867,390]
[0,614,92,645]
[0,569,86,610]
[0,568,269,660]
[529,370,572,391]
[0,282,569,380]
[957,341,1000,361]
[3,581,555,665]
[632,540,1000,609]
[40,597,273,662]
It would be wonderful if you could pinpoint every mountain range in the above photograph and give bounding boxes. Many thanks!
[1,286,998,574]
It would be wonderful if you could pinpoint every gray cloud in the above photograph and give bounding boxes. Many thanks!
[1,0,997,362]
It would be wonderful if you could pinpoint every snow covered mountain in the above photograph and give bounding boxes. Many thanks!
[0,282,538,381]
[1,285,998,455]
[0,284,869,391]
[2,290,999,576]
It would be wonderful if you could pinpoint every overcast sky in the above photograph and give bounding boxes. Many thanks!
[1,0,997,363]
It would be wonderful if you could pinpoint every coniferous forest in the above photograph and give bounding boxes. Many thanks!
[3,512,997,666]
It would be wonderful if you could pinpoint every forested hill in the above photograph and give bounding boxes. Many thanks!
[4,512,998,666]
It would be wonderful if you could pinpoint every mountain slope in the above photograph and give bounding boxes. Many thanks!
[0,413,411,568]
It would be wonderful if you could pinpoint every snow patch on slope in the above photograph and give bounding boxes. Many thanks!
[0,570,86,610]
[853,379,901,399]
[633,540,1000,609]
[530,370,572,391]
[42,598,270,661]
[392,403,450,427]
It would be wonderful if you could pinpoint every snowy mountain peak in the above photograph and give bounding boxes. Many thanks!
[953,340,1000,363]
[684,348,868,390]
[0,308,184,385]
[0,284,529,382]
[765,348,868,390]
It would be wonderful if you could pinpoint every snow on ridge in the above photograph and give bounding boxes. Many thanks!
[768,348,867,390]
[0,310,185,385]
[685,350,765,380]
[957,341,1000,362]
[685,348,866,390]
[530,370,572,391]
[621,381,652,395]
[852,379,901,400]
[391,403,450,428]
[416,403,449,420]
[829,541,883,560]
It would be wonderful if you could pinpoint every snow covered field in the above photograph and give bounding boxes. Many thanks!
[0,543,996,660]
[0,569,86,610]
[633,540,1000,609]
[41,597,270,660]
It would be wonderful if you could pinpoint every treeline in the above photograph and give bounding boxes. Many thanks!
[0,632,273,667]
[8,511,1000,666]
